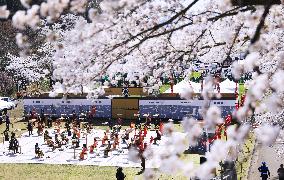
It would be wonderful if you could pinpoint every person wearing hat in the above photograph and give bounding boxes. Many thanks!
[9,132,19,153]
[47,116,53,128]
[277,164,284,180]
[258,162,270,180]
[37,122,44,136]
[35,143,39,155]
[71,110,77,122]
[27,121,33,136]
[40,109,45,124]
[116,167,126,180]
[5,115,10,131]
[35,143,44,158]
[153,129,161,145]
[3,130,9,141]
[44,130,51,142]
[79,144,87,160]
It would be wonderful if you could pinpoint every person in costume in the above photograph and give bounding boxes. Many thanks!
[153,129,161,144]
[258,162,270,180]
[116,167,126,180]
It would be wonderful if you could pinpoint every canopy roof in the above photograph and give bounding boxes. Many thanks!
[0,100,12,110]
[164,79,238,94]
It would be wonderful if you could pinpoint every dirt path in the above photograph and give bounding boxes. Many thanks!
[248,139,284,180]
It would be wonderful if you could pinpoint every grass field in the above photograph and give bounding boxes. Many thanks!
[159,85,171,93]
[0,161,201,180]
[236,132,256,180]
[0,153,200,180]
[0,164,138,180]
[0,102,26,143]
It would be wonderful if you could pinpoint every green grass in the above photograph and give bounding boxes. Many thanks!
[181,153,200,165]
[190,72,202,80]
[0,102,26,143]
[174,123,184,133]
[137,154,200,180]
[159,85,171,93]
[235,133,255,180]
[0,164,140,180]
[0,154,199,180]
[0,158,200,180]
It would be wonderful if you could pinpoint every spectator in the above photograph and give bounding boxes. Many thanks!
[4,130,9,141]
[108,118,113,130]
[47,116,52,128]
[5,115,10,131]
[40,109,45,123]
[116,167,126,180]
[3,108,7,115]
[35,143,39,154]
[0,111,2,124]
[27,121,33,136]
[117,118,122,126]
[258,162,270,180]
[277,164,284,180]
[16,91,22,99]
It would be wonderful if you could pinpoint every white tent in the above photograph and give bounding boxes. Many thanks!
[164,80,201,93]
[50,85,106,95]
[219,79,238,94]
[0,100,14,110]
[164,79,237,94]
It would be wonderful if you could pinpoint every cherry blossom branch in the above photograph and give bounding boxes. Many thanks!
[250,1,274,44]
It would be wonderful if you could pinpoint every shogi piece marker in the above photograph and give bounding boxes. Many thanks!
[231,0,281,5]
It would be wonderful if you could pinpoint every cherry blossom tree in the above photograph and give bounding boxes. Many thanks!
[0,0,284,179]
[0,71,15,96]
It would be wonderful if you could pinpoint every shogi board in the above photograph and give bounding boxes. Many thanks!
[0,128,171,168]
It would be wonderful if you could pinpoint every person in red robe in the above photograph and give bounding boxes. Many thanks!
[89,138,98,153]
[102,132,108,145]
[143,126,147,137]
[80,144,88,160]
[150,136,154,144]
[91,106,96,116]
[159,122,164,133]
[113,134,119,149]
